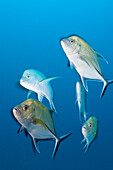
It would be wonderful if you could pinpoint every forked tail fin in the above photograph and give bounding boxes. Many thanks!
[52,133,72,159]
[79,111,88,124]
[101,79,113,98]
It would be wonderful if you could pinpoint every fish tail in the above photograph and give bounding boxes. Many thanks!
[83,111,88,122]
[101,79,113,98]
[52,133,72,159]
[79,111,87,123]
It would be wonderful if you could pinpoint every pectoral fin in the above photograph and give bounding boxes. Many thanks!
[32,118,46,130]
[39,77,60,86]
[27,90,34,99]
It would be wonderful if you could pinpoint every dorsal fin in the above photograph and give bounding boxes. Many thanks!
[96,51,108,64]
[39,77,60,86]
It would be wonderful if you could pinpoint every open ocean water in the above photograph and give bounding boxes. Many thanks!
[0,0,113,169]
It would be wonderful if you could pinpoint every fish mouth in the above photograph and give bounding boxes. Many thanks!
[20,79,29,87]
[13,107,19,113]
[82,126,87,135]
[20,79,24,85]
[60,39,68,48]
[13,107,21,119]
[83,126,87,129]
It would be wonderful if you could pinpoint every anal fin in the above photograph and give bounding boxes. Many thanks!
[32,138,40,153]
[81,77,88,92]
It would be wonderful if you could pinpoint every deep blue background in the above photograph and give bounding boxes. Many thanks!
[0,0,113,169]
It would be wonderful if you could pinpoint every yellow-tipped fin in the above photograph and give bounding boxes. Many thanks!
[32,118,46,130]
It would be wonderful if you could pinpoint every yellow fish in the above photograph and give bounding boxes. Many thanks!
[12,99,71,158]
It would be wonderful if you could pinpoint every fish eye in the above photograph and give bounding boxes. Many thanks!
[89,124,92,128]
[26,75,30,79]
[70,39,74,44]
[23,105,28,111]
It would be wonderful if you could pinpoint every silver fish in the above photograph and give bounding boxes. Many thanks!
[60,35,112,98]
[81,117,97,152]
[75,79,87,123]
[20,69,59,111]
[12,99,72,158]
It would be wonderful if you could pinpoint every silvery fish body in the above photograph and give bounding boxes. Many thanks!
[12,99,71,158]
[20,69,57,111]
[81,117,97,152]
[60,35,113,98]
[76,79,87,123]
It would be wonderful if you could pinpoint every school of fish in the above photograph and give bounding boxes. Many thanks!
[12,34,112,158]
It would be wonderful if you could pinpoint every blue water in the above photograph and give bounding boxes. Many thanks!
[1,0,113,169]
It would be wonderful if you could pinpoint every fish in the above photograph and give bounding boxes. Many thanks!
[12,99,72,159]
[60,35,113,98]
[81,117,97,152]
[20,69,59,112]
[75,78,87,123]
